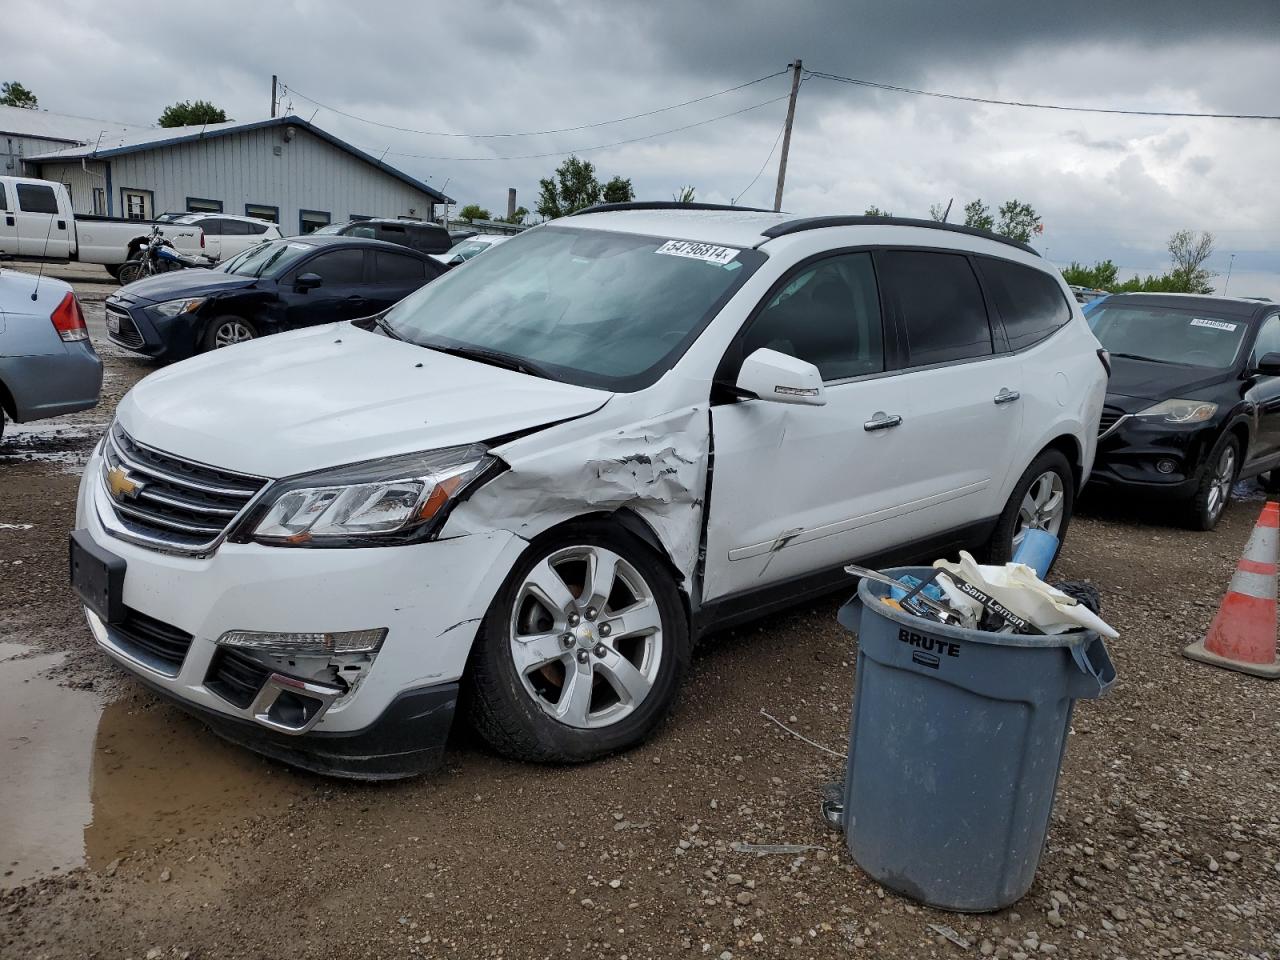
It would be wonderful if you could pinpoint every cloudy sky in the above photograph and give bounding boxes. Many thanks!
[8,0,1280,295]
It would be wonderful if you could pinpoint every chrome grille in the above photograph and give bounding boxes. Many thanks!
[106,304,144,349]
[101,424,268,553]
[1097,407,1128,440]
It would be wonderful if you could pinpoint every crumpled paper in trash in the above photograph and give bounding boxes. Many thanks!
[933,551,1119,639]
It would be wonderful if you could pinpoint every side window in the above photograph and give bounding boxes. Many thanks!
[1251,316,1280,366]
[16,183,60,215]
[221,219,251,236]
[879,250,992,367]
[978,257,1072,351]
[245,220,270,235]
[197,218,223,236]
[741,251,885,382]
[301,249,365,284]
[0,183,7,211]
[374,252,426,284]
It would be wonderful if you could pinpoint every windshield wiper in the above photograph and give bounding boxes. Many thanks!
[425,343,560,381]
[1108,352,1184,366]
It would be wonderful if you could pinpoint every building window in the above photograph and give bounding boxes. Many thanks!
[299,209,331,234]
[245,203,279,224]
[349,213,372,221]
[186,196,223,214]
[92,187,106,216]
[121,188,153,221]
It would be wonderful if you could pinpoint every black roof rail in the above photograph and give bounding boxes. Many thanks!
[568,201,775,217]
[759,216,1041,257]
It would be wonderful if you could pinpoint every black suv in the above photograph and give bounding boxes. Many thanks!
[313,219,451,255]
[1088,293,1280,529]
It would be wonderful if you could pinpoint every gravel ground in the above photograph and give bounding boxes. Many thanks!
[1,265,1277,959]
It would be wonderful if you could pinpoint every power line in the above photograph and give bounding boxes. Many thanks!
[278,69,788,139]
[732,101,791,204]
[360,93,792,162]
[806,69,1280,121]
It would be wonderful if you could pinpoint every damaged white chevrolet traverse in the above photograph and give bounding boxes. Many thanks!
[72,204,1107,778]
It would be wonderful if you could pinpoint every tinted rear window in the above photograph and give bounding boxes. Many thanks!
[878,250,993,366]
[16,183,59,215]
[978,257,1072,350]
[375,252,426,283]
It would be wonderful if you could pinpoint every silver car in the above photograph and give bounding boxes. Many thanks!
[0,266,102,437]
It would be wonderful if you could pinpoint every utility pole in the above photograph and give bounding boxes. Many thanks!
[773,59,803,213]
[271,75,278,118]
[1224,253,1236,295]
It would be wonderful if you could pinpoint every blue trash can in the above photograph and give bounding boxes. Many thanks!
[837,567,1116,912]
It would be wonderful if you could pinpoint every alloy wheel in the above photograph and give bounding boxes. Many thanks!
[213,321,254,348]
[508,545,663,729]
[1014,470,1066,551]
[1206,446,1235,520]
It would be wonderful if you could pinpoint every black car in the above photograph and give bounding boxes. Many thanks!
[1088,293,1280,529]
[105,236,445,361]
[311,218,451,255]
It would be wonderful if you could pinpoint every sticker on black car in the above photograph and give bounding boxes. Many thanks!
[1190,318,1238,332]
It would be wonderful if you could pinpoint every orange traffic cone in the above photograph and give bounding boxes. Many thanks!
[1183,501,1280,678]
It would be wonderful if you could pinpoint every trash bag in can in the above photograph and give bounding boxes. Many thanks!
[836,566,1116,912]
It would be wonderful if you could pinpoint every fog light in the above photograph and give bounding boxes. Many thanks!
[217,628,387,655]
[1156,459,1177,475]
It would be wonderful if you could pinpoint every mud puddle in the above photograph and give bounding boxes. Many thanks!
[1,642,310,889]
[0,420,103,471]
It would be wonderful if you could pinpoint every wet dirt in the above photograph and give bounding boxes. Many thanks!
[0,642,310,890]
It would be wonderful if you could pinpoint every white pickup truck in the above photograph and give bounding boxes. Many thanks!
[0,175,204,279]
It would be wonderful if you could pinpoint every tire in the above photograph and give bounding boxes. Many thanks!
[105,264,123,281]
[984,448,1075,570]
[1185,433,1239,531]
[466,522,690,764]
[201,316,258,352]
[116,259,144,285]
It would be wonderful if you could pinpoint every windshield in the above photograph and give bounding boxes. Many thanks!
[1089,303,1247,369]
[310,223,345,236]
[219,240,316,278]
[383,226,764,390]
[450,239,497,260]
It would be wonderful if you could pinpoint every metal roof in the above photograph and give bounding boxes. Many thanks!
[0,104,144,144]
[26,115,453,204]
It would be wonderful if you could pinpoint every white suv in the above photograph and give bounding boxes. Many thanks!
[71,204,1107,778]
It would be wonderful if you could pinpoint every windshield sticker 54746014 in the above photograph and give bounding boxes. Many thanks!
[1190,318,1237,332]
[655,240,739,265]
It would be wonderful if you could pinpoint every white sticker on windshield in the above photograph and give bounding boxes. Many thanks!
[655,240,739,265]
[1190,318,1237,332]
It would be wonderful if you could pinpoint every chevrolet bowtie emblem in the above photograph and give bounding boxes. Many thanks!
[107,465,144,500]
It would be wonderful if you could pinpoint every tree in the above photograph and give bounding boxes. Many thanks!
[537,156,603,219]
[673,185,696,203]
[1167,229,1216,294]
[863,205,893,217]
[602,175,635,204]
[458,204,491,222]
[928,201,949,222]
[158,100,228,128]
[963,199,994,232]
[503,206,529,225]
[995,199,1042,244]
[0,81,37,109]
[1061,260,1119,290]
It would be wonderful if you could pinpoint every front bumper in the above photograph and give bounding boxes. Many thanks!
[1087,413,1219,499]
[104,298,195,361]
[76,441,525,776]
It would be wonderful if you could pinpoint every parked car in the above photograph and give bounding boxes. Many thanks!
[0,264,101,438]
[103,235,445,361]
[448,229,478,245]
[311,219,451,255]
[71,205,1106,778]
[432,233,509,267]
[1088,292,1280,529]
[0,176,205,280]
[167,214,281,262]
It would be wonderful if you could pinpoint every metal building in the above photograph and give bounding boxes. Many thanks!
[9,109,451,233]
[1,104,143,177]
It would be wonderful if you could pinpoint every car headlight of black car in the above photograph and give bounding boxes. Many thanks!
[1135,399,1218,424]
[149,297,207,318]
[236,443,498,547]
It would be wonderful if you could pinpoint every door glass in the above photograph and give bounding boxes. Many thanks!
[302,249,365,284]
[221,219,252,236]
[879,250,993,367]
[0,183,7,211]
[375,252,425,283]
[977,257,1072,351]
[741,251,884,381]
[15,183,59,214]
[197,218,223,236]
[1252,316,1280,366]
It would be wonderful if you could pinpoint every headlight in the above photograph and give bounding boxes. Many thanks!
[244,443,496,546]
[150,297,206,318]
[1135,399,1218,424]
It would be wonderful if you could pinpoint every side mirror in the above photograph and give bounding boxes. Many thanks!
[295,272,323,292]
[1254,352,1280,377]
[735,347,826,406]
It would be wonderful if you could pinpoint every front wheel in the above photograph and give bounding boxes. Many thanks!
[116,259,145,285]
[1186,434,1239,531]
[466,524,690,764]
[984,449,1075,569]
[201,316,258,352]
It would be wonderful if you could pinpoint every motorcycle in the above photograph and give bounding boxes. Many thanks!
[117,226,217,285]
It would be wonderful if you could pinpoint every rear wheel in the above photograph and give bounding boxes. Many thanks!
[116,259,145,285]
[202,316,258,352]
[984,449,1075,569]
[1186,434,1238,531]
[466,523,689,763]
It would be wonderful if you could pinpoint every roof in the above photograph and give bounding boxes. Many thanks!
[0,104,144,144]
[1101,292,1275,319]
[26,115,453,204]
[274,234,438,257]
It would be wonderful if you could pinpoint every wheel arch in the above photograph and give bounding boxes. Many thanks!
[0,376,16,421]
[1040,433,1084,492]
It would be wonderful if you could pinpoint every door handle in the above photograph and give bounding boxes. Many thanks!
[345,295,366,303]
[863,412,903,432]
[994,388,1021,405]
